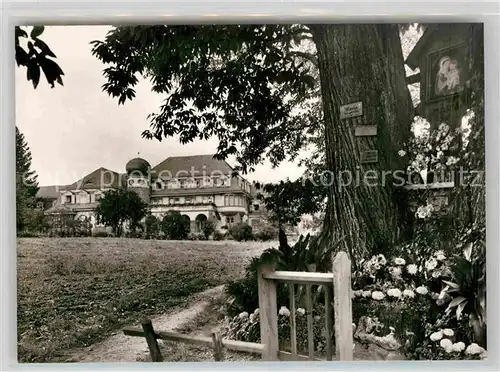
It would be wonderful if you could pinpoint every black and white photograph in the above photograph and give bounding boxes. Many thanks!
[15,22,486,363]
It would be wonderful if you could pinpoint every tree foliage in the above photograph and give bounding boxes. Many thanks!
[91,25,318,173]
[261,179,327,227]
[160,211,190,240]
[16,126,40,233]
[15,26,64,89]
[95,188,148,236]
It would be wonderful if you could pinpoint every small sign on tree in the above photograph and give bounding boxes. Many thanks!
[339,102,363,120]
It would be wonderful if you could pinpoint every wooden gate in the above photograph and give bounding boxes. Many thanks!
[123,251,353,362]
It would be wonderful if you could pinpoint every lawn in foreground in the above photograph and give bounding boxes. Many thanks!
[17,238,270,363]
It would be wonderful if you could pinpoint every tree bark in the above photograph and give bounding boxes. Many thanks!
[309,24,413,259]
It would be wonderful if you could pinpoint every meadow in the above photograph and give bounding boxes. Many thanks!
[17,238,270,363]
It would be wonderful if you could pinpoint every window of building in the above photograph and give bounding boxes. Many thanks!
[65,195,72,203]
[254,204,260,211]
[156,182,162,190]
[226,217,234,224]
[185,197,194,204]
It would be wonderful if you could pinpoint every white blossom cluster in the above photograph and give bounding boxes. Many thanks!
[429,328,486,359]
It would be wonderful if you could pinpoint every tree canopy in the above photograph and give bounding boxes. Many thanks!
[16,127,40,232]
[95,188,148,236]
[15,26,64,89]
[91,25,320,174]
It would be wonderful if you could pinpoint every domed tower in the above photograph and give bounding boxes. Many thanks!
[125,157,151,203]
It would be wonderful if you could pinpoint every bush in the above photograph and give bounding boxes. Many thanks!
[254,225,279,241]
[202,220,216,239]
[223,305,330,356]
[213,231,225,241]
[161,211,190,240]
[92,231,109,238]
[145,215,160,237]
[229,223,254,242]
[187,233,206,241]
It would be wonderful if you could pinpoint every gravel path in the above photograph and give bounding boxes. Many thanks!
[71,286,225,363]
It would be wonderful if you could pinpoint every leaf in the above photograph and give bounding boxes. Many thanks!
[456,301,467,320]
[15,46,29,66]
[442,280,460,289]
[30,26,45,39]
[26,59,41,89]
[464,242,473,261]
[447,296,467,310]
[34,39,57,58]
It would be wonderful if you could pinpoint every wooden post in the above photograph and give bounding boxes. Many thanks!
[324,286,333,361]
[289,284,297,356]
[257,261,279,361]
[212,332,224,361]
[141,319,163,362]
[306,284,314,358]
[332,251,353,361]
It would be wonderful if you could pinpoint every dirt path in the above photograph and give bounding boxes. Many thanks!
[71,285,225,363]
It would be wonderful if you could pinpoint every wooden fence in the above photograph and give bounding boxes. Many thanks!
[123,251,353,362]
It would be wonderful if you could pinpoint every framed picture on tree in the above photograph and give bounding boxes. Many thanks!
[427,43,468,102]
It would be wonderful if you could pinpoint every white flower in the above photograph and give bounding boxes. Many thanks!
[398,150,406,157]
[390,266,402,278]
[377,254,387,266]
[296,308,306,316]
[387,288,402,298]
[452,342,466,352]
[239,311,249,319]
[279,306,290,317]
[253,308,260,316]
[362,290,372,298]
[407,264,418,275]
[439,123,450,133]
[403,289,415,298]
[465,343,482,355]
[353,290,363,297]
[416,286,428,295]
[442,328,454,337]
[394,257,406,266]
[431,269,441,278]
[425,257,438,271]
[440,338,453,353]
[430,331,443,341]
[372,291,385,300]
[446,156,459,166]
[436,253,446,261]
[249,314,256,323]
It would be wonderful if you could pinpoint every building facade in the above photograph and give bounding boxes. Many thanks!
[38,154,267,234]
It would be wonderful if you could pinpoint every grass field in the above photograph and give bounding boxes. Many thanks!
[17,238,271,363]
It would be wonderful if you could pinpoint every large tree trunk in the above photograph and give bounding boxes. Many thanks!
[309,24,413,260]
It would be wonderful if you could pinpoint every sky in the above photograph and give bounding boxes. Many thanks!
[16,25,422,187]
[15,26,307,187]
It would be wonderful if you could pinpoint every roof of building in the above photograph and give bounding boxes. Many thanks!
[152,154,235,179]
[36,185,68,199]
[126,157,151,173]
[65,167,125,191]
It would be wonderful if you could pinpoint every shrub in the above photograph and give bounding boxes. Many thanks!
[254,224,279,241]
[213,231,225,241]
[187,233,206,241]
[92,231,109,238]
[202,220,216,239]
[161,211,190,240]
[229,223,253,241]
[223,306,330,356]
[145,215,160,237]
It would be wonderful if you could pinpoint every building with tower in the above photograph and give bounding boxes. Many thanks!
[38,154,269,235]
